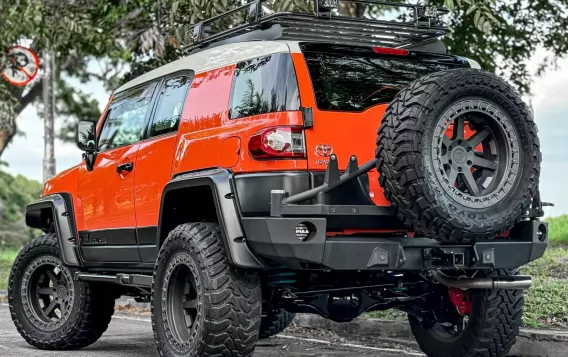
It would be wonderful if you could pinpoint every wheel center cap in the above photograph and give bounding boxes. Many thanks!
[452,148,467,164]
[57,286,67,298]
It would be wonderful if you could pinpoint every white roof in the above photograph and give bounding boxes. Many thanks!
[116,41,302,93]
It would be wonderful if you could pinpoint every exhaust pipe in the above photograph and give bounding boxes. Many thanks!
[431,271,532,290]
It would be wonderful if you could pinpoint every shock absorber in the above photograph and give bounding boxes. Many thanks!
[267,270,296,287]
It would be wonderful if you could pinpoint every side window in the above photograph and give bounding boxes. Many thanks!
[148,75,192,137]
[229,53,300,119]
[98,81,157,151]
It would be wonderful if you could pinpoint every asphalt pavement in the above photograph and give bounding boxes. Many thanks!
[0,304,423,357]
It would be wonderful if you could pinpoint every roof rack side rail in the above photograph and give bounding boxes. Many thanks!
[183,0,451,53]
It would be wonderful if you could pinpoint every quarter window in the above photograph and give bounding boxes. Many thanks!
[148,75,192,137]
[229,53,300,119]
[98,82,157,151]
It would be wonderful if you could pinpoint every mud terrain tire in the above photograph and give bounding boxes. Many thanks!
[8,234,116,350]
[409,270,523,357]
[151,222,262,357]
[259,308,295,339]
[376,68,540,242]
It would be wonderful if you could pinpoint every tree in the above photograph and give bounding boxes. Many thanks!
[2,0,568,154]
[122,0,568,96]
[0,0,134,157]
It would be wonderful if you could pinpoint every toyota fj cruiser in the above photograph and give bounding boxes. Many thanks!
[9,1,549,357]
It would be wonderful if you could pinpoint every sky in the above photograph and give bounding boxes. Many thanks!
[3,49,568,217]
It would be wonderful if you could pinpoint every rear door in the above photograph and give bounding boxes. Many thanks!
[299,44,467,205]
[134,73,193,262]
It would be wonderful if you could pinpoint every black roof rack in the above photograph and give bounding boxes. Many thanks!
[183,0,450,53]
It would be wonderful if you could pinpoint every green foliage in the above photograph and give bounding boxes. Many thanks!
[523,246,568,328]
[0,248,18,290]
[0,170,42,224]
[547,215,568,246]
[0,0,134,153]
[3,0,568,151]
[0,169,42,249]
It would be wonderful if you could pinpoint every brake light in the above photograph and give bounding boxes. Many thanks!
[249,127,305,159]
[372,47,409,56]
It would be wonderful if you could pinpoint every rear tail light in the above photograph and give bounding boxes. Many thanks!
[372,47,409,56]
[249,127,305,159]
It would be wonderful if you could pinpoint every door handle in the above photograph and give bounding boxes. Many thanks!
[116,162,134,173]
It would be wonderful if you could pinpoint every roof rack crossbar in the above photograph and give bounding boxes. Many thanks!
[184,0,450,53]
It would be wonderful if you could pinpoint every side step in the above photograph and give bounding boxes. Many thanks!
[75,272,152,288]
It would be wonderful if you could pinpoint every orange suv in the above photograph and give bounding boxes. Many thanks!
[10,1,548,357]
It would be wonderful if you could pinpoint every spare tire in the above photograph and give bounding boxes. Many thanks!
[376,68,540,242]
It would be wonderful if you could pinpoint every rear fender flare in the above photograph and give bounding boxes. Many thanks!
[25,193,82,267]
[157,168,265,269]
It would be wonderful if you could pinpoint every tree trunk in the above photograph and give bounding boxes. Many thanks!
[0,114,17,157]
[43,52,56,183]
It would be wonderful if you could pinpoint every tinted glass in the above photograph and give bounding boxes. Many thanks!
[230,53,300,119]
[149,76,192,137]
[98,82,157,151]
[304,52,454,112]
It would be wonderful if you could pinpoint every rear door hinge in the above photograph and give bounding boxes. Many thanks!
[302,107,314,129]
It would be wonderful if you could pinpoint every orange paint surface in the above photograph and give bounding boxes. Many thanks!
[42,50,400,238]
[75,145,139,232]
[134,134,178,227]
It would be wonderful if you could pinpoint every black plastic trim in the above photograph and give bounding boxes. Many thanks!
[158,168,265,269]
[82,263,155,273]
[25,193,82,267]
[137,226,157,245]
[81,245,141,263]
[139,245,157,263]
[78,228,137,246]
[234,172,311,216]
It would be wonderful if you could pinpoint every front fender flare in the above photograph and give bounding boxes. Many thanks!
[25,193,82,267]
[158,169,265,269]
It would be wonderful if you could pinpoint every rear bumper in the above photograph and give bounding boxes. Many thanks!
[241,218,548,270]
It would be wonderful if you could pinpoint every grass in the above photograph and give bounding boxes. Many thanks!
[548,214,568,246]
[0,249,18,291]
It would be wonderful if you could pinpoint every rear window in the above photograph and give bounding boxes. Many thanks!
[229,53,301,119]
[304,51,456,112]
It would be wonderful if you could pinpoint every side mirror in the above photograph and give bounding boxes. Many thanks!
[76,120,96,153]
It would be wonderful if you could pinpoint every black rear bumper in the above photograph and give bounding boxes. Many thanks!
[242,218,548,270]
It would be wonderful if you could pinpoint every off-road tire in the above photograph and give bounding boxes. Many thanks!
[8,234,116,350]
[376,68,540,242]
[151,222,262,357]
[409,269,523,357]
[259,308,295,339]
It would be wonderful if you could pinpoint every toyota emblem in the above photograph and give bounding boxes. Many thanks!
[315,144,333,157]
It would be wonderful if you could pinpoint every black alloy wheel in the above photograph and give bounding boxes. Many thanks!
[9,234,116,350]
[22,256,75,331]
[163,255,201,349]
[433,100,517,205]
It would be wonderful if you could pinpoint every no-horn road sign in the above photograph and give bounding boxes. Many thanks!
[1,46,39,86]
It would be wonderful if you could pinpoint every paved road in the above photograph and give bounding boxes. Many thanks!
[0,304,423,357]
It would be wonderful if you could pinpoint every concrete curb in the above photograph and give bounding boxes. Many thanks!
[293,314,568,357]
